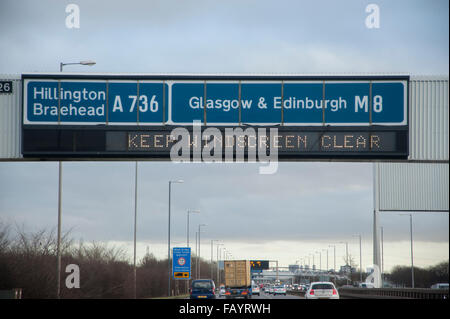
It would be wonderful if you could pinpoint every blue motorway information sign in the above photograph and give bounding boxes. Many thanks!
[172,247,191,280]
[23,77,407,126]
[21,75,409,160]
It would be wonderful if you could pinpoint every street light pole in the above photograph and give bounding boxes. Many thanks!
[217,244,224,285]
[187,210,200,247]
[168,182,171,296]
[359,235,362,282]
[410,214,414,288]
[329,245,336,272]
[316,251,322,272]
[56,60,96,299]
[210,240,220,280]
[381,226,384,286]
[346,241,349,283]
[323,249,329,272]
[197,224,207,279]
[168,180,184,296]
[185,209,198,292]
[399,214,415,288]
[195,231,198,278]
[340,241,349,284]
[56,161,62,299]
[133,162,138,299]
[353,235,363,283]
[340,242,349,266]
[346,242,348,267]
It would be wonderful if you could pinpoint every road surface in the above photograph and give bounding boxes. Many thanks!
[216,291,304,300]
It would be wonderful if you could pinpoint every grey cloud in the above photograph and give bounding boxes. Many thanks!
[1,162,447,245]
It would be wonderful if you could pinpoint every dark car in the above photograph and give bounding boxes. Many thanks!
[190,279,216,299]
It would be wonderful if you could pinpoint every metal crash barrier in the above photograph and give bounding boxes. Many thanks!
[338,287,449,299]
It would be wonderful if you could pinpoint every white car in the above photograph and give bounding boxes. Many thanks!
[273,285,287,296]
[219,286,226,297]
[252,285,260,296]
[306,282,339,299]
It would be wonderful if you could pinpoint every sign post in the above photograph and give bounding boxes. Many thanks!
[173,247,191,280]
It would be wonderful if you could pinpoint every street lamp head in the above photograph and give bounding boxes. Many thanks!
[60,60,96,72]
[79,60,96,66]
[188,209,200,214]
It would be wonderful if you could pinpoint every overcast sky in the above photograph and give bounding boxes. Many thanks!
[0,0,449,272]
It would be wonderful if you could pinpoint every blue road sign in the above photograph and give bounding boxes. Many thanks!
[23,77,407,126]
[172,247,191,280]
[251,269,263,273]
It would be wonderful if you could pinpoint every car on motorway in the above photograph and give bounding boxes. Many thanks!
[359,282,375,288]
[273,285,287,296]
[190,279,216,299]
[268,285,274,294]
[219,285,226,297]
[252,284,260,296]
[306,282,339,299]
[431,283,449,289]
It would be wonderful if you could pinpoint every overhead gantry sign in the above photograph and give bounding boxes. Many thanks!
[21,74,409,160]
